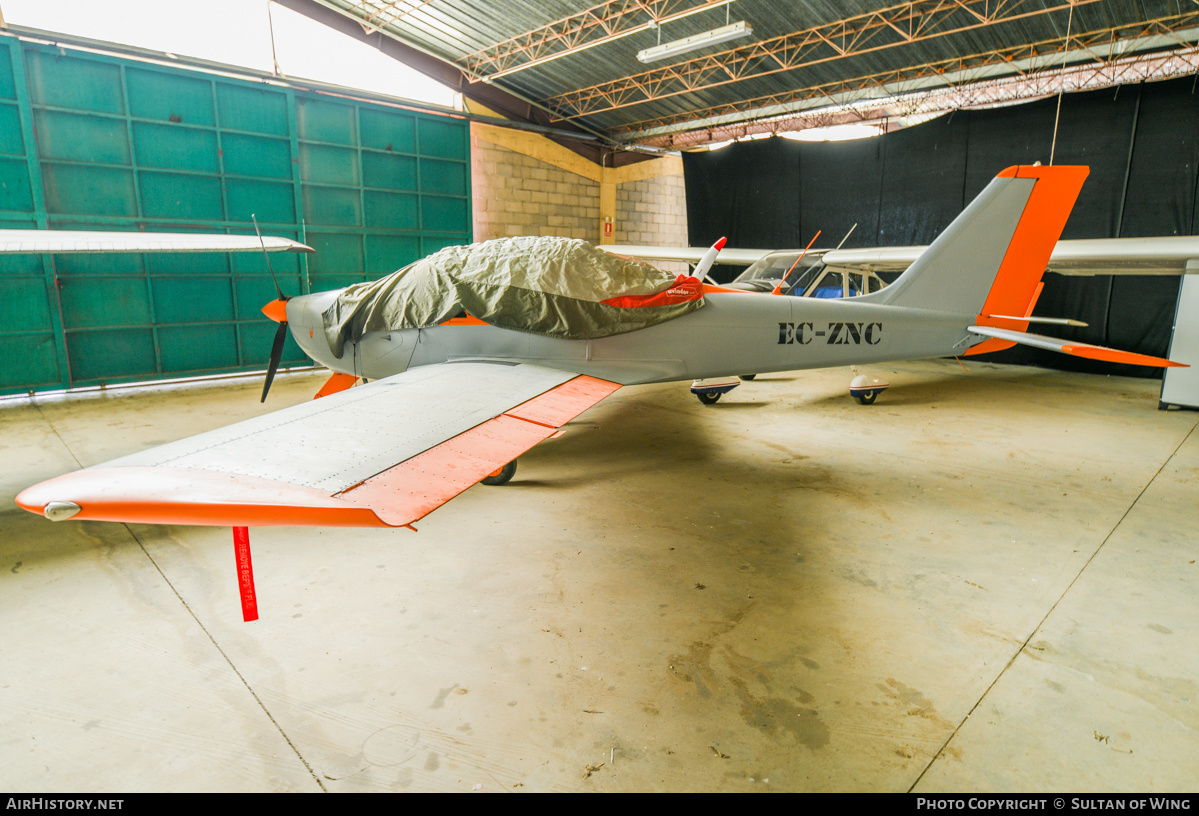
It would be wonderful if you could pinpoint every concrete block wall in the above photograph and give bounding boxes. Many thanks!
[470,123,687,258]
[471,134,602,242]
[615,172,688,248]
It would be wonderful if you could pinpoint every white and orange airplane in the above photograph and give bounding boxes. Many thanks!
[11,164,1189,618]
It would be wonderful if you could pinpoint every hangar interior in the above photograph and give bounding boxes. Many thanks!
[2,0,1198,793]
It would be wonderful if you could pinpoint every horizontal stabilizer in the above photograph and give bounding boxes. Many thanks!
[968,325,1187,368]
[985,315,1088,327]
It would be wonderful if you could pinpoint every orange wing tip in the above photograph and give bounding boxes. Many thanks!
[16,466,392,528]
[1061,344,1188,368]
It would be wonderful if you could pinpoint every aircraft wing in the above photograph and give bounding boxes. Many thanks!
[820,246,923,273]
[603,244,779,266]
[0,229,314,254]
[1040,237,1199,276]
[17,362,619,529]
[822,237,1199,276]
[607,236,1199,276]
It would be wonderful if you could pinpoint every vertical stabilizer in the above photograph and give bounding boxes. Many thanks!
[873,166,1089,340]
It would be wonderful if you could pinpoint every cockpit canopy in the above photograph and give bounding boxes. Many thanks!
[729,251,895,298]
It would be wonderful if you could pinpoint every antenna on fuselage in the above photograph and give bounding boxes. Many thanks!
[772,230,821,296]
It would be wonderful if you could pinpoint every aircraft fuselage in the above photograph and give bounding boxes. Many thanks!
[287,289,982,386]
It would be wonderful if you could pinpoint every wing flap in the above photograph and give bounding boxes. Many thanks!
[339,375,620,527]
[507,374,622,427]
[337,415,554,526]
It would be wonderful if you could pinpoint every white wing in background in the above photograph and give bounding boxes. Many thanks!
[0,229,313,254]
[823,237,1199,276]
[603,244,778,266]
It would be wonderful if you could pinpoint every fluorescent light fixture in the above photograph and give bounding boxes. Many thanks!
[637,20,753,64]
[783,124,884,142]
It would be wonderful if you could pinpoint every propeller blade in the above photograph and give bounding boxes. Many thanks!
[693,236,726,283]
[261,320,288,403]
[252,214,286,300]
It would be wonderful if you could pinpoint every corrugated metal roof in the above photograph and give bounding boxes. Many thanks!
[300,1,1199,148]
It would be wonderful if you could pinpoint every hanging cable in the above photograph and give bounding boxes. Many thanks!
[1049,1,1076,165]
[267,1,282,77]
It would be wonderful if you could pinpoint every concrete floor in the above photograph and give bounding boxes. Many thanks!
[2,358,1197,792]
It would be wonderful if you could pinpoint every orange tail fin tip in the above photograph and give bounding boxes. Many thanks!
[967,165,1089,355]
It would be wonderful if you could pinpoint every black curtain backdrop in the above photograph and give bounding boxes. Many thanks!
[682,78,1199,377]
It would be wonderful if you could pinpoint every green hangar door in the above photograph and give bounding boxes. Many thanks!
[0,35,471,395]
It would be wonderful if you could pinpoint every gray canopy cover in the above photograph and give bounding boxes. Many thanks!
[321,236,705,357]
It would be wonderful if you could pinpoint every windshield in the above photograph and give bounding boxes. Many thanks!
[731,251,895,298]
[732,252,824,294]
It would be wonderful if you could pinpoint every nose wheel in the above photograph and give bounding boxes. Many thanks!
[849,374,889,405]
[690,377,741,405]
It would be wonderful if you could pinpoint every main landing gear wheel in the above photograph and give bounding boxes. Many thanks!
[854,390,879,405]
[482,460,517,485]
[740,374,756,381]
[697,391,722,405]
